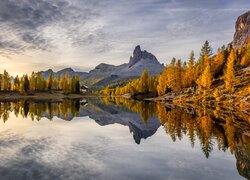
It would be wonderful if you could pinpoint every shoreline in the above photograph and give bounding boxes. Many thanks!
[0,92,91,101]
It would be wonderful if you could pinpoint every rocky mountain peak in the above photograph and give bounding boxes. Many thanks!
[95,63,114,69]
[133,45,142,57]
[128,45,158,67]
[232,10,250,48]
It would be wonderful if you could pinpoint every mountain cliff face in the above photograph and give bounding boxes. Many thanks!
[90,45,164,77]
[41,45,164,88]
[232,10,250,48]
[128,45,159,67]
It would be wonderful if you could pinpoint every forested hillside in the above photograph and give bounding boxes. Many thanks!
[100,39,250,109]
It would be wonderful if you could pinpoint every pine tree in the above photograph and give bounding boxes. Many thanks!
[23,75,30,93]
[200,40,213,58]
[213,48,225,77]
[13,76,20,91]
[157,68,168,95]
[197,53,212,95]
[175,59,182,91]
[47,72,53,92]
[63,71,71,94]
[36,72,45,91]
[29,72,36,92]
[185,50,195,87]
[170,57,176,66]
[71,76,80,93]
[242,38,250,66]
[2,70,11,91]
[148,76,157,94]
[0,74,2,91]
[140,69,149,94]
[224,50,235,92]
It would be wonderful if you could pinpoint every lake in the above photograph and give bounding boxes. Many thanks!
[0,98,249,180]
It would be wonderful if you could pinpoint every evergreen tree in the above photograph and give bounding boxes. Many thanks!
[186,50,195,87]
[157,68,168,95]
[36,72,45,91]
[200,40,213,58]
[71,76,80,93]
[23,75,30,93]
[63,71,71,94]
[175,59,182,91]
[213,48,225,77]
[13,76,20,91]
[242,38,250,66]
[140,69,149,94]
[197,53,212,95]
[170,57,176,66]
[29,72,36,92]
[47,72,53,92]
[0,74,2,91]
[224,50,235,92]
[2,70,11,91]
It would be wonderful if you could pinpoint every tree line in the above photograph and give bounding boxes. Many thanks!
[101,39,250,97]
[0,71,81,94]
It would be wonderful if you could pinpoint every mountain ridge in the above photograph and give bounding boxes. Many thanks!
[41,45,164,88]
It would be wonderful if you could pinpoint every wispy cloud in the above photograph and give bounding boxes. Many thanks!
[0,0,249,74]
[0,0,103,55]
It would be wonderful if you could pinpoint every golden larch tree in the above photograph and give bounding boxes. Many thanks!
[224,50,235,92]
[197,53,212,95]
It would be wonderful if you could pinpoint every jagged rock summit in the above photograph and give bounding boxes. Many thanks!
[232,10,250,48]
[128,45,158,67]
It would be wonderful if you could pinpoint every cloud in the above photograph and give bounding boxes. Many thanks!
[0,0,250,73]
[0,0,103,56]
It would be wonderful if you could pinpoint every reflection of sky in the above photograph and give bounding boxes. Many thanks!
[0,114,242,180]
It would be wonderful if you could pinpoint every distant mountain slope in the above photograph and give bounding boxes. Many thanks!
[40,45,164,88]
[41,68,89,80]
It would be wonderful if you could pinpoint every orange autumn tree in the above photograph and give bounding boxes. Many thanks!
[197,53,212,95]
[224,50,235,92]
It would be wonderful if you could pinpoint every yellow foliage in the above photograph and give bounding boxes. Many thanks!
[224,50,235,92]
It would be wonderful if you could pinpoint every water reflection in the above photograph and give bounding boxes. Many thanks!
[0,98,249,179]
[0,100,83,122]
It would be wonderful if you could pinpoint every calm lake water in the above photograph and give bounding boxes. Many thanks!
[0,98,249,180]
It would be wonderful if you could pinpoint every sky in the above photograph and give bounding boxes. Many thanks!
[0,0,249,75]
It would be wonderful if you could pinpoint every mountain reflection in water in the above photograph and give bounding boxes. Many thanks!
[0,97,249,179]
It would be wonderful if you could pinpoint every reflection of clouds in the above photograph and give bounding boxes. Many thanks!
[0,130,109,180]
[0,114,244,180]
[0,130,24,148]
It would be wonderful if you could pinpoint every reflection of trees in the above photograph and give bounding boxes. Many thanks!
[154,104,250,179]
[101,97,156,124]
[155,103,249,164]
[101,97,249,160]
[101,97,249,165]
[156,105,232,158]
[0,102,11,123]
[0,100,81,121]
[0,98,249,179]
